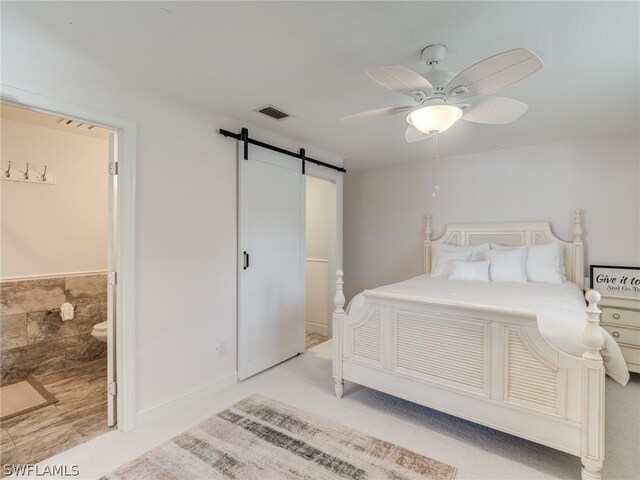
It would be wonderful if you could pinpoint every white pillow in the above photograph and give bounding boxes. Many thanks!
[491,243,565,283]
[484,248,527,282]
[526,244,565,283]
[448,261,490,282]
[431,250,471,277]
[437,243,490,261]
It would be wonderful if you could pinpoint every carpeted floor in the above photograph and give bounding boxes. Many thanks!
[103,394,456,480]
[35,341,640,479]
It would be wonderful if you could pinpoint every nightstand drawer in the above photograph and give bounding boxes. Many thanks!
[618,345,640,367]
[602,324,640,347]
[601,307,640,328]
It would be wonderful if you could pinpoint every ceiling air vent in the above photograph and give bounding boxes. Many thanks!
[255,105,291,121]
[58,118,95,130]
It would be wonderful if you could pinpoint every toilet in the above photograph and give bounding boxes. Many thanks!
[91,321,108,342]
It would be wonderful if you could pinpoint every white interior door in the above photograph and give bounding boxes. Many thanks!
[238,144,305,380]
[107,133,117,426]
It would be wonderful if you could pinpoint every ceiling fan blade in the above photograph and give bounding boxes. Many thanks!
[367,66,434,97]
[341,105,414,123]
[405,125,433,143]
[460,96,529,124]
[446,48,543,98]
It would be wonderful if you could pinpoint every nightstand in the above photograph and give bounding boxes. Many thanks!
[599,294,640,373]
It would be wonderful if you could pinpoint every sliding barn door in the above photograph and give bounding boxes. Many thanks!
[238,145,305,380]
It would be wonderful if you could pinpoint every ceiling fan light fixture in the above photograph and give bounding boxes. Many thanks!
[406,105,462,134]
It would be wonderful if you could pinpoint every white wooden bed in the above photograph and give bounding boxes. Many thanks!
[333,210,608,480]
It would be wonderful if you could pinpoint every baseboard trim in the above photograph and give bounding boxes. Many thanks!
[135,373,237,427]
[306,322,329,336]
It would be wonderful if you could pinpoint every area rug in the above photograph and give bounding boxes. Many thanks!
[0,378,58,421]
[102,394,456,479]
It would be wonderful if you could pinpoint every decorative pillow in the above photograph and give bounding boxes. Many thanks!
[491,243,565,283]
[484,248,527,282]
[431,250,471,277]
[526,244,565,283]
[436,243,490,261]
[448,261,490,282]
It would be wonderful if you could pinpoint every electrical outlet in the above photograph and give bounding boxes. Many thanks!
[215,342,225,357]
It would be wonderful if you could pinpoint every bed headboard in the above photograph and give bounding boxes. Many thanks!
[424,209,585,289]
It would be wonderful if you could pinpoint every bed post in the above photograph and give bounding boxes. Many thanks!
[424,214,432,274]
[581,290,605,480]
[333,269,345,398]
[573,209,584,290]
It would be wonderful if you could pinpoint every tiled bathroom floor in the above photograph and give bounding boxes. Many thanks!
[0,359,112,472]
[305,331,330,350]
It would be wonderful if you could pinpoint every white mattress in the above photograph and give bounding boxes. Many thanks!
[348,275,629,385]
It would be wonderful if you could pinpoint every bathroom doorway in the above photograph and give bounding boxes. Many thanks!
[304,174,338,350]
[0,103,119,466]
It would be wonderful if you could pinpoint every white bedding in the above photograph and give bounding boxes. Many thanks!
[347,275,629,385]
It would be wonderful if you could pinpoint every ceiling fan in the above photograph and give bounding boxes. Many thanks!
[341,44,543,142]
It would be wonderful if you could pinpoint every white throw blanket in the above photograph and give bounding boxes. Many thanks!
[347,275,629,385]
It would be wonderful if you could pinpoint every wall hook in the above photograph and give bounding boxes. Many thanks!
[42,165,47,182]
[4,161,10,178]
[24,163,30,180]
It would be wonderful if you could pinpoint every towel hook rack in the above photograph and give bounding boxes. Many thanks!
[4,161,10,178]
[42,165,47,182]
[23,163,30,180]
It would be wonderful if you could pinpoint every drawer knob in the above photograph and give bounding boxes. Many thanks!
[613,313,621,320]
[612,331,620,338]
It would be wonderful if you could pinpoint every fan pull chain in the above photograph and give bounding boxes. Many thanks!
[432,134,440,198]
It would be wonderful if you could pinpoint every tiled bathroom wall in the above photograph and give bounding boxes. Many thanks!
[0,274,107,385]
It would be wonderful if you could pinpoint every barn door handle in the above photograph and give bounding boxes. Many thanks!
[243,251,250,270]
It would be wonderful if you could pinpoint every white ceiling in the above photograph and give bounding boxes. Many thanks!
[3,1,639,170]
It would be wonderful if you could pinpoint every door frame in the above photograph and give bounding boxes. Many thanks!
[1,85,137,431]
[305,163,343,336]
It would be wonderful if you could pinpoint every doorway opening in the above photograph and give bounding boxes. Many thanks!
[236,137,343,379]
[304,175,337,350]
[0,103,118,466]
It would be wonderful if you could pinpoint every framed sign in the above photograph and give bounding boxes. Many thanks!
[590,265,640,297]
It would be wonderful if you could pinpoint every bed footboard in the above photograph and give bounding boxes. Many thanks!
[333,270,346,399]
[332,271,606,480]
[580,290,606,480]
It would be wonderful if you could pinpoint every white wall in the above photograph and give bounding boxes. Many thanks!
[1,34,342,418]
[306,176,336,261]
[305,176,336,335]
[1,119,108,279]
[344,131,640,301]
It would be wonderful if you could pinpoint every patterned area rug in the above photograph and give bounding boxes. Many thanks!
[0,378,58,421]
[103,394,456,479]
